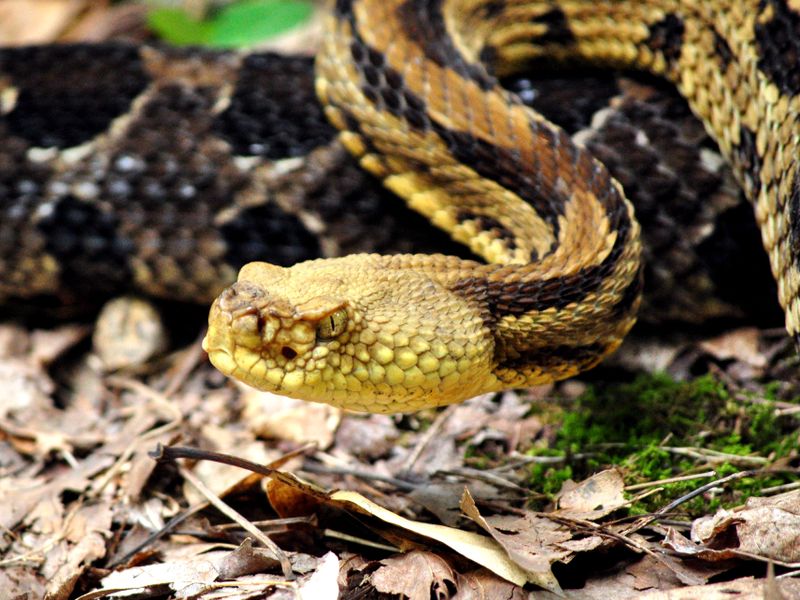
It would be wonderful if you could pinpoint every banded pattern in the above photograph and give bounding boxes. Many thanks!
[204,0,800,412]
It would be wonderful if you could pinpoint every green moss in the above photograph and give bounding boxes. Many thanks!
[524,373,799,516]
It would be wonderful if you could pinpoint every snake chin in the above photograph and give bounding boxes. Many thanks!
[204,255,498,413]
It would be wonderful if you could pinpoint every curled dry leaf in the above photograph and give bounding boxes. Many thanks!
[663,528,738,562]
[689,489,800,563]
[215,538,283,580]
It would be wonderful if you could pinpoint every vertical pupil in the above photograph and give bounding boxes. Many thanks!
[329,316,336,332]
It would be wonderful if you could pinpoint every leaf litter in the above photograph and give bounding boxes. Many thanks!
[2,2,800,599]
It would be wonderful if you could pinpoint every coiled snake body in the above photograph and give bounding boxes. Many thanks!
[201,0,800,412]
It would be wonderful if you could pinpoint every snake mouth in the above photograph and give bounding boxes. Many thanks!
[202,341,238,380]
[203,283,260,378]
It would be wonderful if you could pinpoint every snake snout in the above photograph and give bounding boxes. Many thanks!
[217,281,266,315]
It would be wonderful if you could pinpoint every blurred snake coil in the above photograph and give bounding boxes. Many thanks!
[2,1,800,412]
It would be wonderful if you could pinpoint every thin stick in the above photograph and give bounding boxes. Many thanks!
[622,469,760,535]
[324,529,400,552]
[624,470,717,491]
[400,404,458,473]
[177,464,294,580]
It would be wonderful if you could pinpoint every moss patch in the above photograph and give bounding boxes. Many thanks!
[524,373,799,516]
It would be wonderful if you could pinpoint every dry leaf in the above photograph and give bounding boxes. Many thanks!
[662,528,738,562]
[216,538,282,580]
[460,489,565,594]
[369,551,456,600]
[298,552,340,600]
[331,489,531,587]
[408,482,479,527]
[242,390,341,449]
[690,489,800,563]
[98,550,229,597]
[699,327,767,368]
[554,469,627,520]
[0,566,47,599]
[334,414,399,459]
[454,569,530,600]
[0,0,89,45]
[95,540,314,599]
[636,576,800,599]
[266,472,329,518]
[44,501,114,600]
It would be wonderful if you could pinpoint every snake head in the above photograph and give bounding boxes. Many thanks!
[203,261,356,396]
[203,255,496,413]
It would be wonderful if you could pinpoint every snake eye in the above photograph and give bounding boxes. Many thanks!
[316,309,348,341]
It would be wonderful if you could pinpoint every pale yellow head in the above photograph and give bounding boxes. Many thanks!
[203,254,496,413]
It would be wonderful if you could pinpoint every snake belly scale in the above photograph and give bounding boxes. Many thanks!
[203,0,800,413]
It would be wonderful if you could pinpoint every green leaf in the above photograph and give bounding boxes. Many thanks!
[209,0,314,47]
[147,8,213,46]
[149,0,314,48]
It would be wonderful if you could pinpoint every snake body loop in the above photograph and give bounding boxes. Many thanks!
[204,0,800,412]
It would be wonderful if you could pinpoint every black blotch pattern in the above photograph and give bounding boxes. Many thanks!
[454,216,630,317]
[432,122,569,237]
[397,0,497,90]
[611,264,644,318]
[350,37,430,130]
[504,71,620,132]
[482,0,505,19]
[37,196,134,294]
[755,0,800,96]
[697,202,781,325]
[221,203,320,268]
[531,8,576,46]
[0,44,148,148]
[346,7,618,236]
[713,29,734,70]
[291,145,467,258]
[645,14,685,64]
[334,0,354,17]
[213,54,337,158]
[735,125,762,197]
[790,167,800,270]
[497,343,603,371]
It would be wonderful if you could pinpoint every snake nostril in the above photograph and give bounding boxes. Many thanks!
[281,346,297,360]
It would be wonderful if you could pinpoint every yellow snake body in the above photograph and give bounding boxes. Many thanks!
[203,0,800,412]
